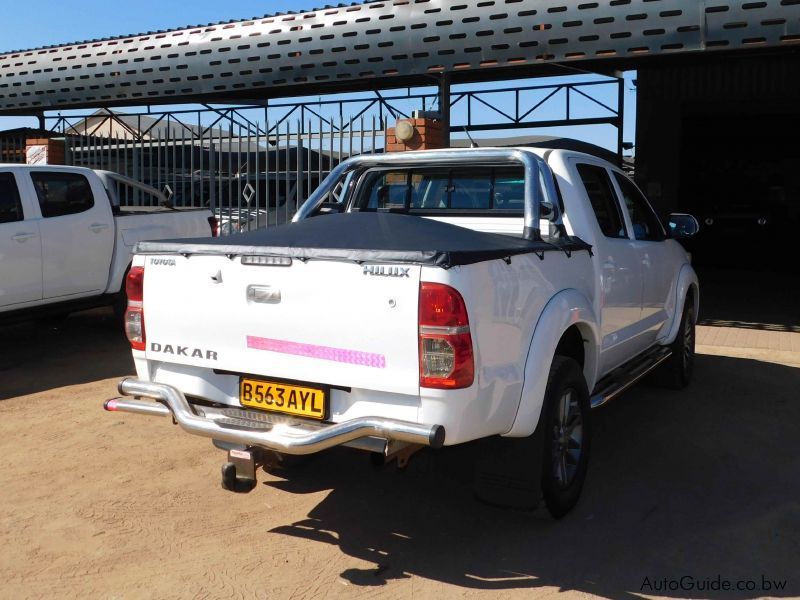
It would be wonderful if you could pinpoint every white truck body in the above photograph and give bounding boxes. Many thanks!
[108,147,699,514]
[0,165,214,320]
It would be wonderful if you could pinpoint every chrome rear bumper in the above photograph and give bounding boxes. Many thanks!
[105,378,445,455]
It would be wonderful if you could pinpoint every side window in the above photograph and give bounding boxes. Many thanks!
[0,173,24,224]
[576,163,626,239]
[30,172,94,218]
[614,173,666,241]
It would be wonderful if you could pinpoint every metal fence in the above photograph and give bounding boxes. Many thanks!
[46,77,623,234]
[60,113,388,234]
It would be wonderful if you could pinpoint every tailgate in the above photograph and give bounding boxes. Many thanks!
[143,255,422,395]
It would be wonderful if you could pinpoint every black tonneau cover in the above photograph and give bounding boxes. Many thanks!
[136,212,591,268]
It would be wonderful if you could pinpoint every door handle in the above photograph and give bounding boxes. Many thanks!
[12,232,37,242]
[89,223,110,233]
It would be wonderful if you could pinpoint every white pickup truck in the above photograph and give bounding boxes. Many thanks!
[0,165,215,323]
[106,147,699,517]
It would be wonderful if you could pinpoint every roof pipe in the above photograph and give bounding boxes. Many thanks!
[293,148,543,241]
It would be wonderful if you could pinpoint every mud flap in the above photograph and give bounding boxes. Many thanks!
[473,421,545,510]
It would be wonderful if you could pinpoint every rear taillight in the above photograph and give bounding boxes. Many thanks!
[208,216,219,237]
[419,282,474,389]
[124,266,146,351]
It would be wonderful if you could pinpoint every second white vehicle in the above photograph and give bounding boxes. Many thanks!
[0,165,215,323]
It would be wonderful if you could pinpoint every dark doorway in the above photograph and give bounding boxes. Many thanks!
[679,112,800,274]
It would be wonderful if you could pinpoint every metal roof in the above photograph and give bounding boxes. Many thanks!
[0,0,798,115]
[0,3,386,55]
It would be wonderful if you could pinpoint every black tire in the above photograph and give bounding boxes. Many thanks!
[540,356,592,519]
[655,296,695,389]
[112,291,127,322]
[112,265,132,323]
[37,313,70,329]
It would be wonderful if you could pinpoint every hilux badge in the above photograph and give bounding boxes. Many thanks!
[363,265,410,278]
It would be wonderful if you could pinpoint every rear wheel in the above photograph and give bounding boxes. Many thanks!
[113,265,132,323]
[540,356,592,519]
[37,313,70,329]
[655,297,695,389]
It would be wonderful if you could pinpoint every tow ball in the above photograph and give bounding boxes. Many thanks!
[220,447,262,493]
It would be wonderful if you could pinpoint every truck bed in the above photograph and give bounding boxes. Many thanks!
[135,212,592,268]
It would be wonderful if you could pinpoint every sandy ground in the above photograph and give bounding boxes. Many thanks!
[1,309,798,599]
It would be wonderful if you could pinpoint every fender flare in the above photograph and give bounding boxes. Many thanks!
[504,288,600,438]
[106,259,132,296]
[661,263,700,345]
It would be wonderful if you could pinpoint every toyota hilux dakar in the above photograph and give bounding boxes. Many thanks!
[105,147,699,518]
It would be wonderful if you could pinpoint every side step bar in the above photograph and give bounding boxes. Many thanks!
[590,346,672,409]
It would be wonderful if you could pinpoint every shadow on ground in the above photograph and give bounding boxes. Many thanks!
[0,309,133,399]
[268,355,799,598]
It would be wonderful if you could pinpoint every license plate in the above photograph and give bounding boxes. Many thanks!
[239,378,327,420]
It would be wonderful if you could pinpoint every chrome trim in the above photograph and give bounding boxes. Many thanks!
[105,397,171,417]
[106,378,445,454]
[247,285,282,304]
[419,325,471,336]
[292,148,546,241]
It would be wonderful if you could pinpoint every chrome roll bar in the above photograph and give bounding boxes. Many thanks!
[292,148,545,241]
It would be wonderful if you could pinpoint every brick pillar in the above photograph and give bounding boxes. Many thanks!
[25,137,65,165]
[386,118,446,152]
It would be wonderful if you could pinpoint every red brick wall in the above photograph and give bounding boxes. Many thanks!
[385,118,445,152]
[25,138,65,165]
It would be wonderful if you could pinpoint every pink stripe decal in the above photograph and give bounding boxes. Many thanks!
[247,336,386,369]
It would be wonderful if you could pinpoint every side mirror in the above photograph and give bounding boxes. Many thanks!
[667,213,699,239]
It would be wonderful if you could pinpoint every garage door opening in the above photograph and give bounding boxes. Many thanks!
[677,111,800,332]
[679,112,800,275]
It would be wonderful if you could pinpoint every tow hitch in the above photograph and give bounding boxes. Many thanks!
[221,447,262,493]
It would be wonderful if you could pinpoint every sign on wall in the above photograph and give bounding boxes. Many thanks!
[26,144,49,165]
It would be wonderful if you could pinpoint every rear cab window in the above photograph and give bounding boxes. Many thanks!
[355,167,526,215]
[30,171,94,218]
[0,172,24,224]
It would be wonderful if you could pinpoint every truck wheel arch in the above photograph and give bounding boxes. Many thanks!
[503,288,600,439]
[661,264,700,345]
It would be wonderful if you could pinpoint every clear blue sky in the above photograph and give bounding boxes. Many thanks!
[0,0,636,152]
[0,0,327,53]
